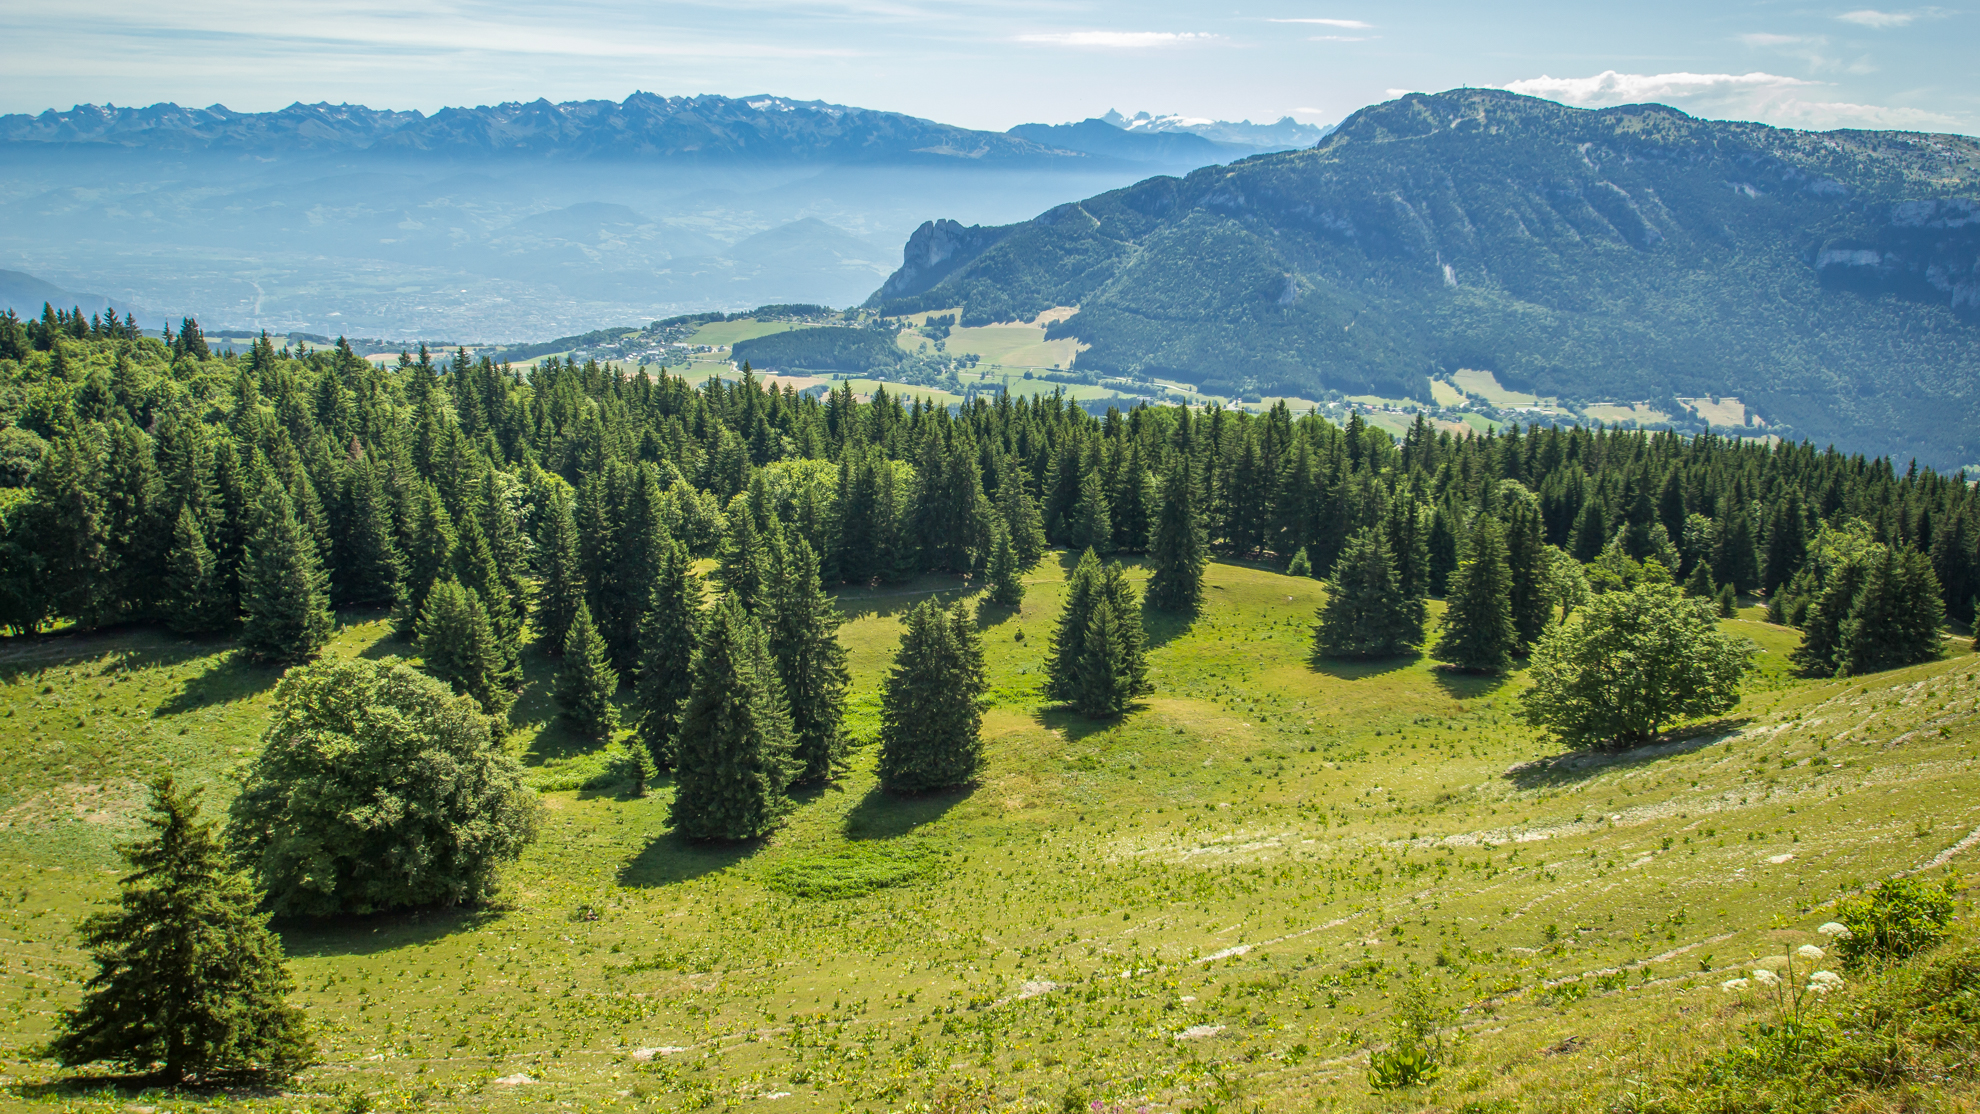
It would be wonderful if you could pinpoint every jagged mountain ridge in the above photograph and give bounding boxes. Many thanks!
[868,89,1980,466]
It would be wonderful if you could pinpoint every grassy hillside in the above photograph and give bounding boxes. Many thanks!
[867,89,1980,468]
[1,557,1975,1112]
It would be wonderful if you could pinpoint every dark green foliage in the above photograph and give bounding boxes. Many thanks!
[1046,550,1149,714]
[767,536,850,783]
[1785,525,1945,676]
[1068,457,1113,554]
[44,777,311,1084]
[729,325,903,373]
[450,510,521,679]
[1145,453,1206,613]
[1286,547,1312,578]
[334,453,403,608]
[555,602,620,738]
[1520,579,1753,748]
[164,504,230,634]
[532,484,586,652]
[985,524,1025,608]
[1683,561,1717,600]
[634,541,702,772]
[1715,582,1737,618]
[1436,515,1518,673]
[1505,501,1551,646]
[996,468,1046,566]
[719,503,772,612]
[1834,877,1958,969]
[1426,504,1459,596]
[394,483,456,640]
[417,578,519,717]
[238,476,333,665]
[1314,526,1424,659]
[878,599,989,792]
[227,657,537,915]
[669,598,798,840]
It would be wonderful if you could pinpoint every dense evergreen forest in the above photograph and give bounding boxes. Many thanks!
[0,305,1972,689]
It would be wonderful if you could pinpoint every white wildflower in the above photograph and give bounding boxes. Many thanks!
[1806,970,1844,992]
[1720,977,1750,991]
[1817,922,1851,938]
[1750,969,1780,987]
[1796,944,1825,960]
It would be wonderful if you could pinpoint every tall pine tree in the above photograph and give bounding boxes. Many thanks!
[418,578,518,717]
[670,598,797,840]
[634,540,702,772]
[1146,453,1206,614]
[164,503,229,634]
[555,601,620,738]
[878,599,989,792]
[533,484,586,652]
[239,476,333,664]
[985,523,1025,608]
[1436,514,1518,673]
[766,536,850,784]
[1313,526,1424,659]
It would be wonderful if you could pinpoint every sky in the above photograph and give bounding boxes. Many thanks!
[2,0,1974,135]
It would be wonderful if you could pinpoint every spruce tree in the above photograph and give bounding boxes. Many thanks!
[45,777,310,1084]
[766,536,850,784]
[1286,547,1313,578]
[239,476,333,665]
[997,468,1046,565]
[335,453,403,608]
[1146,454,1206,614]
[1684,561,1717,599]
[669,597,798,840]
[555,601,619,738]
[878,598,989,793]
[1314,526,1424,659]
[394,483,455,640]
[1075,599,1134,716]
[719,503,771,612]
[1505,501,1552,647]
[417,578,518,717]
[1046,550,1149,713]
[1046,549,1105,702]
[1426,503,1459,595]
[634,540,702,772]
[985,523,1025,608]
[164,504,229,634]
[1069,460,1114,554]
[533,485,586,652]
[1436,515,1518,673]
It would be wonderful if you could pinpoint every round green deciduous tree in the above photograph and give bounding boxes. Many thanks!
[46,777,311,1084]
[1519,579,1754,749]
[226,657,538,915]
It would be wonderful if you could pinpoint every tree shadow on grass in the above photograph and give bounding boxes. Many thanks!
[1431,665,1512,702]
[616,831,755,887]
[1031,704,1124,743]
[273,904,503,958]
[152,650,285,717]
[832,574,975,624]
[0,625,223,687]
[1502,717,1752,790]
[1308,650,1422,680]
[14,1075,287,1104]
[1141,604,1195,651]
[842,782,967,841]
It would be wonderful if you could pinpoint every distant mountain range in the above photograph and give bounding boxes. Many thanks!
[868,89,1980,467]
[0,93,1293,339]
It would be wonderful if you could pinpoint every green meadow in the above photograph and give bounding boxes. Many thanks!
[1,557,1974,1112]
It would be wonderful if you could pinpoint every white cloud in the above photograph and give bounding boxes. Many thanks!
[1739,33,1814,46]
[1308,35,1372,41]
[1015,30,1218,48]
[1836,9,1916,26]
[1502,69,1963,131]
[1267,18,1372,27]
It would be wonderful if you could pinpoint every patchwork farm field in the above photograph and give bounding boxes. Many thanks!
[0,557,1975,1113]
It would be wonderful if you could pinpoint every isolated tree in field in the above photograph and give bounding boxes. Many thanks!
[1314,526,1424,659]
[238,476,333,664]
[1435,515,1518,673]
[879,598,989,792]
[1075,598,1136,715]
[985,524,1024,608]
[555,601,620,738]
[634,540,702,772]
[1047,550,1149,714]
[418,577,519,717]
[164,504,229,634]
[45,776,310,1084]
[670,597,798,840]
[227,657,537,915]
[1520,579,1753,749]
[1286,547,1313,578]
[532,485,586,652]
[1145,454,1206,613]
[766,535,850,783]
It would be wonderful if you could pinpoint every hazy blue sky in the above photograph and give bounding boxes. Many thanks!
[3,0,1973,134]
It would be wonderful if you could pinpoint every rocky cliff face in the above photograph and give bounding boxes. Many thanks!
[868,219,1014,304]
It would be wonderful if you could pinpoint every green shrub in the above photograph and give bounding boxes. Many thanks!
[1833,875,1958,968]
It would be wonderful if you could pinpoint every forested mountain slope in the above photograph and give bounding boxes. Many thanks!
[868,89,1980,468]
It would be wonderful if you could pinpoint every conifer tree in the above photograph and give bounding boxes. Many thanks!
[1314,526,1425,659]
[1286,547,1313,578]
[417,578,517,717]
[1426,503,1459,595]
[670,598,797,840]
[634,540,702,772]
[878,598,989,792]
[985,523,1025,608]
[394,483,455,639]
[719,502,771,612]
[1146,453,1206,613]
[1715,582,1737,618]
[555,601,619,738]
[1505,501,1552,647]
[451,509,520,676]
[1046,550,1149,713]
[335,453,403,608]
[164,504,229,634]
[997,467,1046,565]
[239,477,333,664]
[1436,515,1518,673]
[45,777,310,1084]
[1069,461,1114,554]
[1075,598,1134,716]
[1837,547,1943,676]
[1683,561,1718,600]
[1385,497,1431,602]
[766,536,849,784]
[533,485,586,652]
[1761,491,1808,596]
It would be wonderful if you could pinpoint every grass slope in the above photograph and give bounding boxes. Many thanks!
[0,558,1974,1112]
